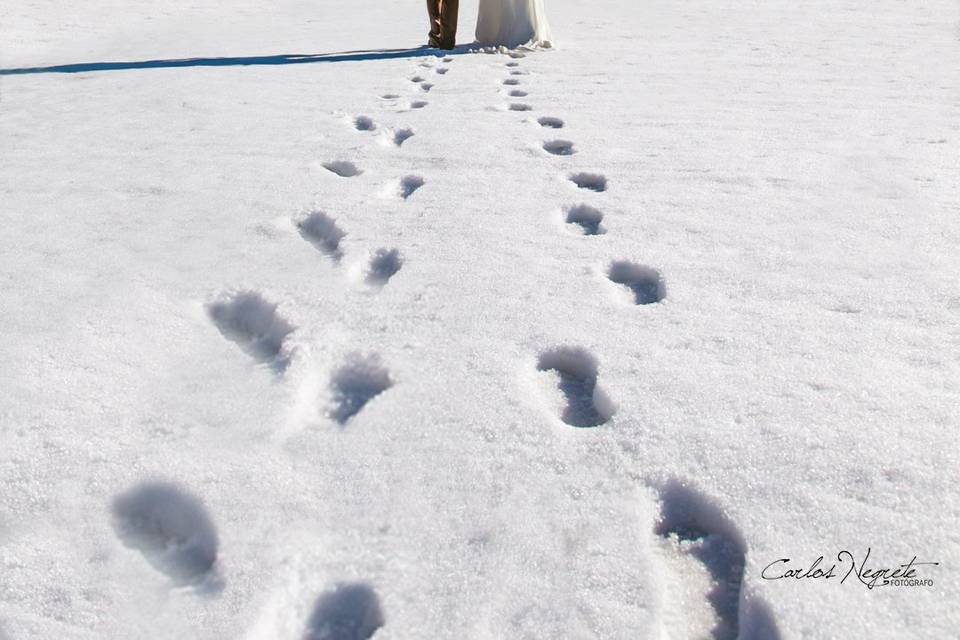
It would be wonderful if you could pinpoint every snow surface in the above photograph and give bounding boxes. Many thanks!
[1,0,959,638]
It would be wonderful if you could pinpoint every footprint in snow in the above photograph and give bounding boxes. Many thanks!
[207,290,295,373]
[297,211,346,261]
[379,93,400,100]
[564,204,605,236]
[543,140,576,156]
[569,172,607,192]
[508,51,526,59]
[420,82,434,92]
[537,116,564,129]
[410,75,426,83]
[111,481,220,588]
[353,116,376,131]
[509,70,526,76]
[536,346,615,427]
[399,175,425,197]
[382,127,415,148]
[328,353,393,424]
[442,56,453,63]
[365,248,403,287]
[304,582,384,640]
[506,62,520,68]
[654,480,781,640]
[435,67,449,75]
[502,78,521,86]
[408,100,429,110]
[323,161,362,178]
[509,103,533,112]
[607,261,666,305]
[381,175,424,200]
[508,89,529,97]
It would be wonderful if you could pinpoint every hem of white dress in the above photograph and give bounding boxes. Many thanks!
[473,40,555,52]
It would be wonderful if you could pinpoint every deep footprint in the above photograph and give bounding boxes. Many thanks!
[435,67,449,75]
[509,89,529,97]
[509,103,532,112]
[409,101,428,110]
[304,582,384,640]
[608,261,666,304]
[570,172,607,192]
[564,204,605,235]
[328,353,393,424]
[323,161,362,178]
[353,116,375,131]
[655,480,781,640]
[111,481,219,586]
[297,211,346,261]
[207,290,295,372]
[366,248,403,286]
[389,127,415,147]
[537,346,615,427]
[543,140,576,156]
[388,175,424,199]
[502,78,521,86]
[538,116,564,129]
[420,82,434,92]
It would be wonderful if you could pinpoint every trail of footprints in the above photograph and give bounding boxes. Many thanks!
[109,479,384,638]
[127,52,463,632]
[502,53,779,638]
[104,52,454,636]
[493,58,664,305]
[105,49,778,640]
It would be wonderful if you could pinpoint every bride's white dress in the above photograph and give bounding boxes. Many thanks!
[476,0,553,49]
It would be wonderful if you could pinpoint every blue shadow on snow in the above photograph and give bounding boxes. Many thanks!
[0,46,471,76]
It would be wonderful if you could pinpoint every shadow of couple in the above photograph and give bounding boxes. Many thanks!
[0,45,472,76]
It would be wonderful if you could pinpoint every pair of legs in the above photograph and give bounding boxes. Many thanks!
[426,0,459,49]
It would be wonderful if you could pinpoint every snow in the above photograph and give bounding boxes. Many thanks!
[1,0,959,638]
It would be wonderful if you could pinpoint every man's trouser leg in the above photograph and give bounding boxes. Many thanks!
[426,0,442,46]
[439,0,459,49]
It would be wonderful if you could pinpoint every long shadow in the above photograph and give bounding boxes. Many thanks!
[0,45,470,76]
